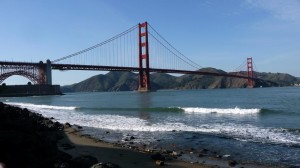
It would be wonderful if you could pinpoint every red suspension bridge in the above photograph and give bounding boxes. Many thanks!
[0,22,271,91]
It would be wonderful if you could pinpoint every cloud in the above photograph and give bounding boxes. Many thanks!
[246,0,300,24]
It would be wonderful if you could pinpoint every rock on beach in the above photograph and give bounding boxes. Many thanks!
[0,102,94,168]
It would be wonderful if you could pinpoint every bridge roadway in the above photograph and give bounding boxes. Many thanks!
[53,64,283,88]
[0,61,263,83]
[51,63,259,81]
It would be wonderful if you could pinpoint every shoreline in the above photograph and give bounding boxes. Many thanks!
[60,126,214,168]
[60,125,276,168]
[0,102,280,168]
[0,102,213,168]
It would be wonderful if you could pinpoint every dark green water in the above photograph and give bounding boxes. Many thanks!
[2,87,300,166]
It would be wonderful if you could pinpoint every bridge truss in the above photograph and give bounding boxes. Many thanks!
[0,61,52,85]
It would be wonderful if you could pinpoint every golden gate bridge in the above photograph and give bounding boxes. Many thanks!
[0,22,272,91]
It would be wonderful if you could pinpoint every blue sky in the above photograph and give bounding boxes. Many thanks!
[1,0,300,85]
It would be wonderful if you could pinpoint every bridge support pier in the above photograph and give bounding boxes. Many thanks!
[247,57,254,88]
[138,22,150,92]
[46,60,52,85]
[38,61,46,84]
[37,60,52,85]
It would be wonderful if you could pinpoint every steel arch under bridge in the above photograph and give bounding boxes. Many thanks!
[0,60,52,85]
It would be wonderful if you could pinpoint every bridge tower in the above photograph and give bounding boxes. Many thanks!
[247,57,254,88]
[37,60,52,85]
[46,59,52,85]
[38,61,47,84]
[138,22,150,92]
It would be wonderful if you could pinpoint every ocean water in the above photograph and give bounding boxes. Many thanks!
[2,87,300,166]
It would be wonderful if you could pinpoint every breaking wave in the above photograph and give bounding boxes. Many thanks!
[5,102,77,110]
[5,102,299,146]
[181,107,260,114]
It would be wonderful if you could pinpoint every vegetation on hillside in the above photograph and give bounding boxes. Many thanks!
[61,68,299,92]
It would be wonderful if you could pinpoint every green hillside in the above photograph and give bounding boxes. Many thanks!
[61,69,299,92]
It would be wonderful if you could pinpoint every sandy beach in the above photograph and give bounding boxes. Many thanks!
[59,127,214,168]
[58,125,275,168]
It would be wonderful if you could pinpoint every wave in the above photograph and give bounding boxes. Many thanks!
[4,102,300,146]
[81,107,184,112]
[47,112,300,146]
[181,107,261,114]
[5,102,77,110]
[5,102,261,115]
[82,106,261,115]
[259,108,300,116]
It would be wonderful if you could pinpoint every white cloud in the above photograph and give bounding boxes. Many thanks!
[246,0,300,24]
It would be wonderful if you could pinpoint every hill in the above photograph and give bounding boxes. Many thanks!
[61,68,300,92]
[62,71,138,92]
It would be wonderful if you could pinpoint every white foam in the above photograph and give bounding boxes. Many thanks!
[6,102,299,146]
[181,107,260,114]
[38,109,300,145]
[209,123,300,145]
[78,115,300,145]
[5,102,77,110]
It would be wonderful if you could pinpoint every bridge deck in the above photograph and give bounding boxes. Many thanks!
[0,61,268,83]
[51,63,257,81]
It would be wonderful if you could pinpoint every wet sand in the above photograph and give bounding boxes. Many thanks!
[59,126,272,168]
[59,127,213,168]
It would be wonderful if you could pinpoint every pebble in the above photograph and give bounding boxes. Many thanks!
[91,162,119,168]
[64,122,72,128]
[228,160,237,167]
[171,151,182,157]
[198,153,205,157]
[155,160,164,166]
[216,155,222,158]
[200,149,209,153]
[151,153,165,161]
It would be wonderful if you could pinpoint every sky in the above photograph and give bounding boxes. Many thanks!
[1,0,300,85]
